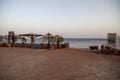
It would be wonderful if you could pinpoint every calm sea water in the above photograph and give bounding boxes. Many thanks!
[15,38,107,48]
[64,38,107,48]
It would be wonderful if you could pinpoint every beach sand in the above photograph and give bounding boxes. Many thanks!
[0,47,120,80]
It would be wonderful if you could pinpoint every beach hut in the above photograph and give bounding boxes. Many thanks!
[107,33,117,48]
[116,35,120,50]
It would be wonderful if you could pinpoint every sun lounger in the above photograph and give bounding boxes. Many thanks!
[32,44,41,49]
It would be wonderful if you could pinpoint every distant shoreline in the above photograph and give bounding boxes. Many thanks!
[64,38,107,39]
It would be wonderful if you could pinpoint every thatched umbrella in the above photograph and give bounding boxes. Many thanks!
[19,33,43,44]
[42,33,53,44]
[18,36,30,43]
[46,33,53,49]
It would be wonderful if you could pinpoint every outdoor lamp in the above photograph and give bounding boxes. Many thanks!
[46,33,51,49]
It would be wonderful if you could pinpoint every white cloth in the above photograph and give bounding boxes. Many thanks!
[116,36,120,50]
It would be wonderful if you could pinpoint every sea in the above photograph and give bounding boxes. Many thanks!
[15,38,107,49]
[64,38,107,49]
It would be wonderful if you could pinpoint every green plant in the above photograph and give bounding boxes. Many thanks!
[31,36,34,44]
[42,36,47,44]
[15,36,17,42]
[50,36,56,44]
[22,36,26,44]
[0,35,3,42]
[56,36,64,48]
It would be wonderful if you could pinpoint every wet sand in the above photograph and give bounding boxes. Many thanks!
[0,47,120,80]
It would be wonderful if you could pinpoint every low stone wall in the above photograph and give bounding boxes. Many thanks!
[0,43,69,49]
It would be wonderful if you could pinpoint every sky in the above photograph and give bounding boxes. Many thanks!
[0,0,120,38]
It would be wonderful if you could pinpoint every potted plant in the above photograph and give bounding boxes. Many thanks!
[56,36,64,48]
[22,36,26,44]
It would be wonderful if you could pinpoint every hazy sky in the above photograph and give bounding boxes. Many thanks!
[0,0,120,38]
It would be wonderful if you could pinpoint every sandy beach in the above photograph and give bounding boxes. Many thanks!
[0,47,120,80]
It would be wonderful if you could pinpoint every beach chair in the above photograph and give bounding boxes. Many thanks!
[32,44,41,49]
[89,46,99,53]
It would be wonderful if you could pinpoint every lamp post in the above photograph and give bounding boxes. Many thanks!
[46,33,51,49]
[55,35,60,48]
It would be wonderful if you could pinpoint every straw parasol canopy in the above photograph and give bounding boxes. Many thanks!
[19,33,43,37]
[18,36,30,40]
[19,33,43,44]
[55,34,60,38]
